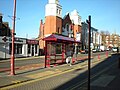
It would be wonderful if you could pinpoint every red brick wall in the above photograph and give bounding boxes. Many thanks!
[73,25,81,39]
[39,16,62,50]
[44,16,62,35]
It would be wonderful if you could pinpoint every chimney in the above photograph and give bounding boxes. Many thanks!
[39,19,43,37]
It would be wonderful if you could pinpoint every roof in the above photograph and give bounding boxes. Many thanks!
[62,13,72,27]
[43,34,81,43]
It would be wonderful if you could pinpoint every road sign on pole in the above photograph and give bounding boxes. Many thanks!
[87,15,91,90]
[2,36,8,42]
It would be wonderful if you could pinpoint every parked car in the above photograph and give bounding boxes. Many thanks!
[92,49,96,53]
[100,45,105,52]
[80,49,88,54]
[112,47,117,52]
[106,48,110,51]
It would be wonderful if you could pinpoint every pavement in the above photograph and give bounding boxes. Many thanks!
[0,53,120,90]
[90,54,120,90]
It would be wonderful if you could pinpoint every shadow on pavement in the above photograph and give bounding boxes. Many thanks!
[54,53,120,90]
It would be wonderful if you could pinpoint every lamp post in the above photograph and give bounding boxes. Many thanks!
[87,15,91,90]
[10,0,16,75]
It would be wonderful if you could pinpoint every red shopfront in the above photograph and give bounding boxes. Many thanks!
[26,39,39,56]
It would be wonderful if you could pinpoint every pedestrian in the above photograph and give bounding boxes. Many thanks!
[66,48,73,66]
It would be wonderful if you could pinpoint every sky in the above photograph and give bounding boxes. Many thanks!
[0,0,120,39]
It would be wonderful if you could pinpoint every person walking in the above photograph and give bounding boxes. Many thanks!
[66,48,73,66]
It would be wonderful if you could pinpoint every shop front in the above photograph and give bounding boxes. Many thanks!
[0,36,39,59]
[26,39,39,57]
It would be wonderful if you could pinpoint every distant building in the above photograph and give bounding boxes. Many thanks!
[96,32,102,49]
[105,33,119,48]
[0,14,39,59]
[81,22,99,50]
[91,27,98,49]
[62,13,73,37]
[0,14,11,37]
[0,36,39,59]
[70,10,82,40]
[100,32,120,49]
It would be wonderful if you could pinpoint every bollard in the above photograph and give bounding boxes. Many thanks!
[106,51,108,57]
[72,57,75,63]
[98,54,100,60]
[46,59,50,67]
[119,57,120,68]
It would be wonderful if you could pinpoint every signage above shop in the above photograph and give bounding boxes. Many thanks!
[9,38,24,42]
[26,39,38,44]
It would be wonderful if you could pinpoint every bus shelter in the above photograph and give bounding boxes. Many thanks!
[43,34,80,68]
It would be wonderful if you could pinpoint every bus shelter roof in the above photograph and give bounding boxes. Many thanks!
[43,34,81,43]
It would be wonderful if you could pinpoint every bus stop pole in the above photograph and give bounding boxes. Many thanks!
[87,15,91,90]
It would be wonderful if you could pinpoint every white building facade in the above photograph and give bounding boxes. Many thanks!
[0,36,39,59]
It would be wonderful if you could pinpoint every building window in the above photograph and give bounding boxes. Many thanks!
[59,10,61,14]
[56,43,62,54]
[57,27,60,33]
[66,24,69,31]
[57,9,58,14]
[35,45,37,54]
[17,44,22,54]
[28,44,31,54]
[9,43,22,54]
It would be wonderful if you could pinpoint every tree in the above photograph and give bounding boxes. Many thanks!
[100,31,106,46]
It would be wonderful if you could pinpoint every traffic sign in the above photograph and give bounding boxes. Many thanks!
[2,36,8,42]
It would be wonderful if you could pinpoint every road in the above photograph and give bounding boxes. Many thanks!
[0,56,44,71]
[0,51,111,72]
[3,51,117,90]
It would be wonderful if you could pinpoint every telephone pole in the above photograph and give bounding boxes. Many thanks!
[10,0,16,75]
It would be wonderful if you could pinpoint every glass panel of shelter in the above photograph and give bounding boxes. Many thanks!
[46,41,74,66]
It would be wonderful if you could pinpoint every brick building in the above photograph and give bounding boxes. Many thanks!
[0,14,11,37]
[38,0,81,53]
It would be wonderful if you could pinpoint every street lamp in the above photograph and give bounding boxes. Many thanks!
[10,0,16,75]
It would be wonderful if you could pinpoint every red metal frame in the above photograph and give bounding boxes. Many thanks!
[62,43,65,63]
[44,34,80,68]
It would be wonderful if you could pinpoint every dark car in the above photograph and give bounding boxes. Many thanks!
[80,49,88,54]
[92,48,100,53]
[85,49,88,53]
